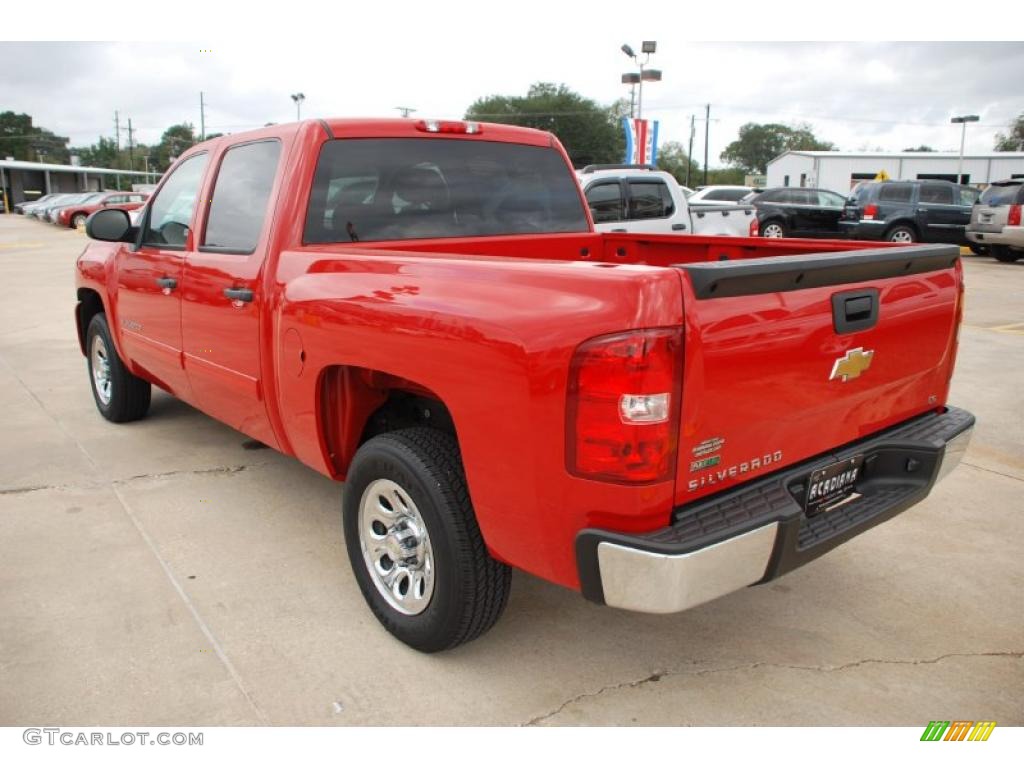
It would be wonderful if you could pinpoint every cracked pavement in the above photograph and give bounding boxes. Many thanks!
[0,215,1021,726]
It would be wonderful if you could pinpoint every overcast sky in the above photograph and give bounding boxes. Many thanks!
[1,36,1021,166]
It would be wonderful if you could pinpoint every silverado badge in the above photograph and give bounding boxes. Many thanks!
[830,347,874,382]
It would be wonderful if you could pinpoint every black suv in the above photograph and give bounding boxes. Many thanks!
[839,180,980,246]
[747,187,848,238]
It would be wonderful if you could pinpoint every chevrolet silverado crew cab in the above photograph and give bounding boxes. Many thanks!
[577,165,758,237]
[76,118,974,652]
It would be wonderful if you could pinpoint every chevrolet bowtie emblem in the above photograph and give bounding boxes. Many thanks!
[830,347,874,382]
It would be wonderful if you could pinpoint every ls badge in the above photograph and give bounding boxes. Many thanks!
[830,347,874,382]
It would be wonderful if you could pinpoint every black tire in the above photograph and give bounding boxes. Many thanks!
[342,428,511,652]
[72,213,87,229]
[85,313,151,422]
[968,243,988,256]
[885,224,917,243]
[992,245,1022,263]
[759,219,786,238]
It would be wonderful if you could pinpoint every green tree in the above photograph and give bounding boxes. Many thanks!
[465,83,625,167]
[0,111,69,163]
[720,122,835,174]
[902,145,936,152]
[994,113,1024,151]
[656,141,701,186]
[156,123,198,170]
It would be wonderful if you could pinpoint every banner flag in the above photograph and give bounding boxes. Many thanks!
[622,118,659,165]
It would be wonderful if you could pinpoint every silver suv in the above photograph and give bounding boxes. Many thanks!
[967,179,1024,263]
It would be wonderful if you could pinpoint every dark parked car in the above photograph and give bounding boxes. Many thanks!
[839,180,980,246]
[747,187,848,238]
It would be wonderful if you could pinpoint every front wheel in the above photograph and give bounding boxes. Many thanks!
[72,213,87,229]
[885,225,916,243]
[760,220,786,238]
[342,428,512,652]
[86,313,151,422]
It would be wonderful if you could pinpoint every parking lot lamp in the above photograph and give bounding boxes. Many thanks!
[291,93,306,121]
[620,42,661,120]
[951,114,979,184]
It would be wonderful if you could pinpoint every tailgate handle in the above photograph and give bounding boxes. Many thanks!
[832,288,879,334]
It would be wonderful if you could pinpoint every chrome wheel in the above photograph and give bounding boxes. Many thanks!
[358,478,435,616]
[73,214,87,229]
[90,334,112,405]
[762,222,784,238]
[889,228,914,243]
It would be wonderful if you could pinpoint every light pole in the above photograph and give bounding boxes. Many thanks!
[620,41,661,120]
[951,114,979,184]
[291,92,306,121]
[620,73,640,118]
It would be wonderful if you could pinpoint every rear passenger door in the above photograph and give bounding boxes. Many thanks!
[622,178,677,233]
[182,138,283,447]
[918,183,965,243]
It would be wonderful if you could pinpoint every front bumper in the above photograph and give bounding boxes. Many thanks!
[576,406,974,613]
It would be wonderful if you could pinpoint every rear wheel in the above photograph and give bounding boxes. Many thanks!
[760,220,786,238]
[992,245,1022,263]
[342,428,511,652]
[885,225,916,243]
[968,244,988,256]
[86,313,151,422]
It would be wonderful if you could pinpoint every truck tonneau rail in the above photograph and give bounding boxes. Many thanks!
[674,243,959,299]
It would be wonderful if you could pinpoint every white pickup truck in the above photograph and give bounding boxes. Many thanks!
[576,165,758,237]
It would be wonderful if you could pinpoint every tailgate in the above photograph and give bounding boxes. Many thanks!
[672,244,962,506]
[971,204,1007,234]
[690,204,756,237]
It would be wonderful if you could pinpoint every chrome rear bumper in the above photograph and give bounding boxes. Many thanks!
[577,407,974,614]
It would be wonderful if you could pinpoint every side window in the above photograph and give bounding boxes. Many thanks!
[920,183,954,204]
[143,153,209,247]
[585,182,624,223]
[819,190,846,207]
[202,140,282,252]
[958,187,980,207]
[105,195,125,205]
[878,184,914,203]
[627,181,674,220]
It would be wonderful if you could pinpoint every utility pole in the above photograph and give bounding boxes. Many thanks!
[703,104,711,186]
[127,119,135,177]
[114,110,122,190]
[200,91,206,141]
[686,114,695,188]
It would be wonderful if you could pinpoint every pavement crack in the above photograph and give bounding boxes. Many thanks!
[960,461,1024,483]
[522,650,1023,726]
[0,483,58,495]
[113,464,259,485]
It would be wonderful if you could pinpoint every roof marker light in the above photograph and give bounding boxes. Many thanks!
[414,119,483,135]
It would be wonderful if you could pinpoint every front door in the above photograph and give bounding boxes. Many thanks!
[115,152,209,399]
[182,138,283,447]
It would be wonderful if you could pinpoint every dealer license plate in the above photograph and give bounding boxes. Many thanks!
[805,455,864,517]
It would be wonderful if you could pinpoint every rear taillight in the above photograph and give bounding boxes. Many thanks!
[567,328,682,483]
[1008,204,1022,227]
[749,217,759,237]
[863,203,878,220]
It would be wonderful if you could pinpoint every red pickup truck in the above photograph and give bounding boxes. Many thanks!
[75,118,973,652]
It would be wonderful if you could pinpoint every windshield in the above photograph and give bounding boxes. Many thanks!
[304,138,589,243]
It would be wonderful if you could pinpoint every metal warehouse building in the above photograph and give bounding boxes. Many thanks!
[0,159,157,212]
[767,151,1024,194]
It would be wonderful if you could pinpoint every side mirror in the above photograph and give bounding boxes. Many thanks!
[86,208,135,243]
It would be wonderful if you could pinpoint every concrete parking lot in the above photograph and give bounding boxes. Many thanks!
[0,214,1021,726]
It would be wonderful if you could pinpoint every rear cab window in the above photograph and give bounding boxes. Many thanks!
[305,138,589,243]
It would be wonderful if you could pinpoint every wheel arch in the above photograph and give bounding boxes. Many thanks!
[75,287,106,356]
[316,364,458,481]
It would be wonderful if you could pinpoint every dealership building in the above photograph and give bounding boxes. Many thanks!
[767,151,1024,194]
[0,159,157,212]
